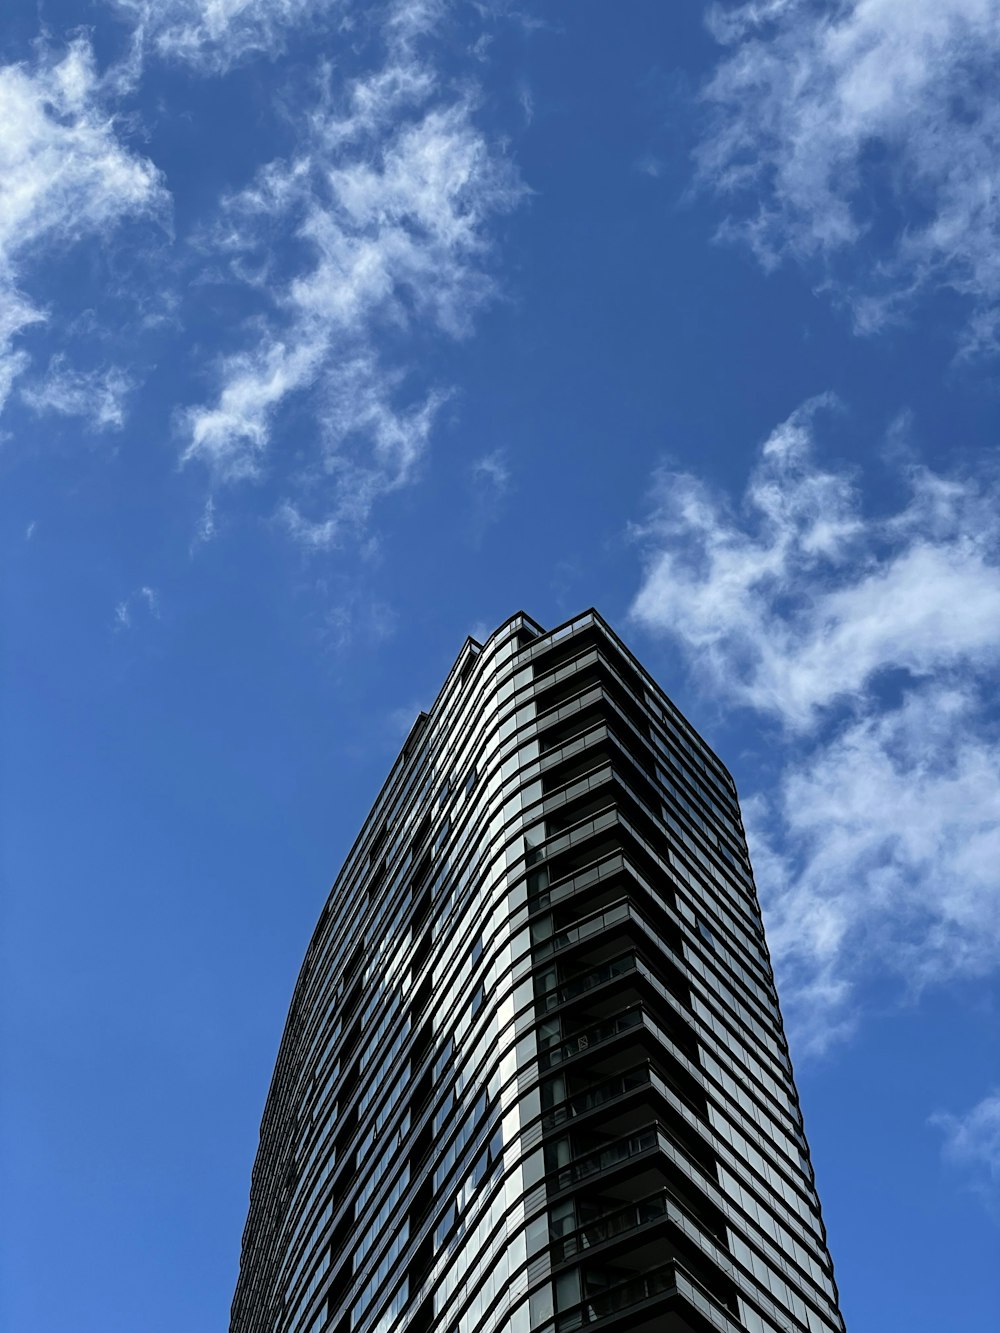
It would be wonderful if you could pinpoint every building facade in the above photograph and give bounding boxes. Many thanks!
[231,611,845,1333]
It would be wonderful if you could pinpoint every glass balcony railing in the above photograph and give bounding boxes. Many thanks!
[532,900,633,960]
[552,1180,732,1269]
[553,1191,675,1261]
[552,1125,661,1191]
[527,806,621,871]
[544,1035,707,1129]
[537,953,638,1012]
[540,1006,644,1069]
[557,1263,679,1330]
[538,1259,742,1333]
[543,1064,651,1131]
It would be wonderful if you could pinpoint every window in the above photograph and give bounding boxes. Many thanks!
[368,820,388,863]
[434,1087,456,1135]
[433,1039,454,1081]
[432,817,451,858]
[524,824,545,865]
[410,812,431,859]
[434,1202,456,1250]
[538,1018,560,1049]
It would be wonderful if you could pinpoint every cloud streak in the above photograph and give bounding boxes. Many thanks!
[932,1090,1000,1202]
[21,358,134,431]
[112,0,344,73]
[114,585,159,628]
[698,0,1000,351]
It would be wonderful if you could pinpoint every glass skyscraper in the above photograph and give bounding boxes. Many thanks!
[231,611,845,1333]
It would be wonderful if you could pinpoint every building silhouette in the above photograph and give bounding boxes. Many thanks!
[232,611,845,1333]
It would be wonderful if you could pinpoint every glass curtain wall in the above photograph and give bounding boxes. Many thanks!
[231,611,845,1333]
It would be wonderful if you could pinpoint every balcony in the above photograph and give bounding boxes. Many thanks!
[537,1259,746,1333]
[551,1168,729,1266]
[543,1064,652,1131]
[554,1190,694,1262]
[550,1125,661,1192]
[539,1006,645,1070]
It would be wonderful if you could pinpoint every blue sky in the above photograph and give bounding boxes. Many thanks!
[2,2,998,1330]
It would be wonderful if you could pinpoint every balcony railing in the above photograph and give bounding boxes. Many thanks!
[552,1125,660,1191]
[557,1262,679,1330]
[544,1056,706,1133]
[543,1064,651,1131]
[540,1007,644,1069]
[552,1191,675,1262]
[536,1259,744,1333]
[532,900,633,961]
[536,953,637,1013]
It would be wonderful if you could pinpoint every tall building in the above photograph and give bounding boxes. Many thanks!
[232,611,844,1333]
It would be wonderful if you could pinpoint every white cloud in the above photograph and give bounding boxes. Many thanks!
[516,81,534,127]
[114,585,159,629]
[113,0,343,73]
[631,397,1000,729]
[932,1090,1000,1202]
[191,496,217,550]
[21,358,134,431]
[182,22,523,544]
[112,0,447,75]
[319,591,398,653]
[277,356,449,549]
[698,0,1000,351]
[631,396,1000,1052]
[466,447,512,541]
[472,449,510,495]
[0,296,41,415]
[0,39,166,412]
[182,337,320,482]
[747,685,1000,1052]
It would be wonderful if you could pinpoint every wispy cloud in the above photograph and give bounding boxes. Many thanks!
[631,397,1000,1052]
[21,358,134,431]
[466,447,512,541]
[698,0,1000,352]
[181,5,524,547]
[114,585,159,629]
[319,588,398,654]
[932,1090,1000,1209]
[471,448,510,495]
[0,39,167,414]
[112,0,346,73]
[277,357,450,549]
[191,496,217,551]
